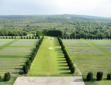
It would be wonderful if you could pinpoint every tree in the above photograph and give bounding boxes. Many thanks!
[23,65,28,74]
[46,30,62,37]
[96,72,103,81]
[4,72,11,81]
[87,72,93,81]
[107,74,111,80]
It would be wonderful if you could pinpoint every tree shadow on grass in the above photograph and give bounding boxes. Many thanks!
[54,44,71,75]
[58,61,67,64]
[57,59,66,61]
[57,56,65,58]
[59,68,69,70]
[15,67,22,70]
[60,72,71,74]
[58,65,68,67]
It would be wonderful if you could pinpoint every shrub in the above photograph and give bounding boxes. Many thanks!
[26,60,31,66]
[107,74,111,80]
[23,65,29,74]
[0,75,1,81]
[87,72,93,81]
[70,66,75,74]
[4,72,11,81]
[96,72,103,81]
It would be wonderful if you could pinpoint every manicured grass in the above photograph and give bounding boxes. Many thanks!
[0,58,27,74]
[68,48,106,56]
[84,80,111,85]
[63,39,111,85]
[0,39,13,42]
[63,39,111,75]
[0,39,38,75]
[89,40,111,47]
[0,77,17,85]
[17,39,38,42]
[74,56,111,75]
[9,42,36,47]
[63,39,90,47]
[84,81,96,85]
[9,39,38,47]
[28,37,71,76]
[0,47,33,56]
[0,39,38,85]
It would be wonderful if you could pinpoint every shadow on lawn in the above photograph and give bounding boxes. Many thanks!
[55,48,71,74]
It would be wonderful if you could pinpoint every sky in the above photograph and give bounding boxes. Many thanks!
[0,0,111,17]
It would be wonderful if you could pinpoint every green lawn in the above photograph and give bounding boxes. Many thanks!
[0,39,38,75]
[85,80,111,85]
[0,39,38,85]
[63,39,111,85]
[0,77,16,85]
[28,37,72,76]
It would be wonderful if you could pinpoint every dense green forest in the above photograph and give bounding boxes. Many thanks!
[0,15,111,39]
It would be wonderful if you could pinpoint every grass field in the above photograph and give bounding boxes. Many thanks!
[84,80,111,85]
[0,39,38,85]
[28,37,73,76]
[63,39,111,85]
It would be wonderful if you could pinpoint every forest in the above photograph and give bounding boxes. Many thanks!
[0,15,111,39]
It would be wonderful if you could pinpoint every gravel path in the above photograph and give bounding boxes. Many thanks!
[14,76,85,85]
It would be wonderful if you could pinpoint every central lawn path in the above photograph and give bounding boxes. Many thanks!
[28,37,71,76]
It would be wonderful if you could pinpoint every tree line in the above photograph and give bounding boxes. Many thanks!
[0,36,40,39]
[86,72,111,82]
[0,15,111,39]
[19,36,44,74]
[58,37,75,74]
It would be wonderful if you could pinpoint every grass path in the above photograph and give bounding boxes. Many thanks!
[28,37,71,76]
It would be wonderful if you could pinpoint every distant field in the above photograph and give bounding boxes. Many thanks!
[63,39,111,75]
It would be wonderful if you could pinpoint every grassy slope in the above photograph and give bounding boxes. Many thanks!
[28,37,71,76]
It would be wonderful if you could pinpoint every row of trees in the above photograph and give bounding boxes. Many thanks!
[0,30,27,36]
[0,36,40,39]
[0,72,11,82]
[62,26,111,39]
[42,29,111,39]
[44,30,62,37]
[21,37,44,74]
[86,72,111,81]
[58,37,75,73]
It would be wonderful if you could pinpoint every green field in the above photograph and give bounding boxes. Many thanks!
[63,39,111,85]
[0,39,38,74]
[0,39,38,85]
[28,37,72,76]
[84,80,111,85]
[1,38,111,85]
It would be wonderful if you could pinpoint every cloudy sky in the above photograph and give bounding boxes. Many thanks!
[0,0,111,17]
